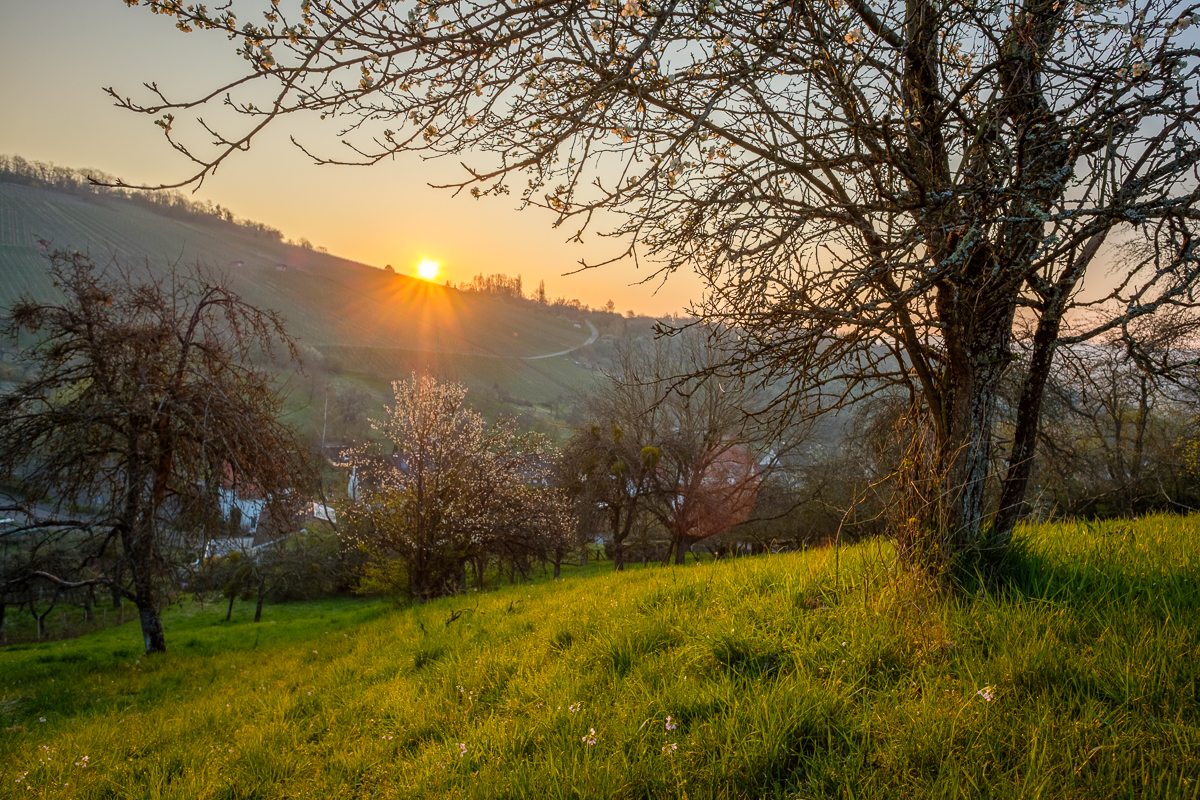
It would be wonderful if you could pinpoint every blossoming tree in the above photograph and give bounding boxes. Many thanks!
[343,372,571,599]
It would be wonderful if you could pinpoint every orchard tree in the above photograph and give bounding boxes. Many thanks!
[565,328,779,566]
[0,250,316,653]
[343,372,571,599]
[119,0,1200,578]
[560,422,662,571]
[659,442,760,564]
[623,330,770,563]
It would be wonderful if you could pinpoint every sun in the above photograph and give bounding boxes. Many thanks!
[416,259,440,281]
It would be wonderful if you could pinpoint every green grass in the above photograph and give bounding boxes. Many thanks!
[2,515,1199,798]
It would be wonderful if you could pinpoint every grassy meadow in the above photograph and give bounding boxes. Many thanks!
[1,515,1198,799]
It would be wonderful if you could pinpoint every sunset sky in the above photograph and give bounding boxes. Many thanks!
[0,0,703,315]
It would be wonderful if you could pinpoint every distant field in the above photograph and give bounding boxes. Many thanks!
[0,182,598,409]
[1,514,1197,799]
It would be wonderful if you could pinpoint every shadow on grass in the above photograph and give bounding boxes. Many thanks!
[982,538,1198,624]
[0,597,391,726]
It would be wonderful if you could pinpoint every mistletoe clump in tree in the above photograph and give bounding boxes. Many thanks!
[343,372,571,600]
[119,0,1200,580]
[562,328,780,567]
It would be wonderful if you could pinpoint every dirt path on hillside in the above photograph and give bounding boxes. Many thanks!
[522,319,598,360]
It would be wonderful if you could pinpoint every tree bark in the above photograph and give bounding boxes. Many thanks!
[123,519,167,654]
[994,240,1090,544]
[674,537,690,565]
[935,284,1016,556]
[138,602,166,653]
[254,578,266,623]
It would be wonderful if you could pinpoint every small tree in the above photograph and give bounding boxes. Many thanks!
[218,552,254,622]
[343,372,570,600]
[659,443,760,564]
[566,329,782,567]
[560,423,661,571]
[0,250,316,654]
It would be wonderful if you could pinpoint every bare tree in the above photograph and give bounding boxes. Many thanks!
[119,0,1200,576]
[0,250,316,653]
[633,332,768,563]
[1016,319,1200,517]
[565,329,777,566]
[659,442,760,564]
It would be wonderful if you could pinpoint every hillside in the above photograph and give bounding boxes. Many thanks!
[0,181,599,409]
[0,515,1197,798]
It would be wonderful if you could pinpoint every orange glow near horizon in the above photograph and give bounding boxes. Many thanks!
[416,259,441,281]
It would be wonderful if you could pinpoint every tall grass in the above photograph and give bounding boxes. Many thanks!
[1,515,1197,798]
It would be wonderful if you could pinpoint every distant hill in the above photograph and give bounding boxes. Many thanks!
[0,180,600,409]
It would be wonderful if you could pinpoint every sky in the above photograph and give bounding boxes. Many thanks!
[0,0,703,315]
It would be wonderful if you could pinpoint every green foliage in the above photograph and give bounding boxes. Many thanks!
[355,556,410,607]
[1,515,1198,798]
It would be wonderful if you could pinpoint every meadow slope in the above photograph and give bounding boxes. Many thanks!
[0,181,598,406]
[1,515,1197,799]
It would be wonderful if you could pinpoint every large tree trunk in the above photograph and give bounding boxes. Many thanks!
[137,601,166,653]
[674,537,690,565]
[122,518,167,654]
[934,285,1016,561]
[993,232,1093,545]
[994,318,1059,541]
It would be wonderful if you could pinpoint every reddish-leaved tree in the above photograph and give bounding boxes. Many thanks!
[660,443,760,565]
